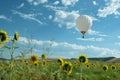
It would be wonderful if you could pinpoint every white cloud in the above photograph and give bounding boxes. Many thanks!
[27,0,48,6]
[90,16,98,21]
[19,37,29,44]
[47,7,96,29]
[12,10,43,24]
[115,42,120,46]
[87,45,119,57]
[97,0,120,17]
[48,15,52,20]
[115,36,120,46]
[53,1,59,5]
[0,15,11,21]
[44,5,66,11]
[93,1,97,6]
[19,37,58,47]
[49,8,97,30]
[54,10,79,29]
[117,36,120,39]
[61,0,79,6]
[18,36,120,58]
[76,37,104,42]
[17,3,24,9]
[88,29,107,37]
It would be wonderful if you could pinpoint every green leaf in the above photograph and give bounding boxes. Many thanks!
[13,46,19,49]
[3,46,11,49]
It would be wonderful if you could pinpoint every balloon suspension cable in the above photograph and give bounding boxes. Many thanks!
[82,35,84,38]
[81,31,85,38]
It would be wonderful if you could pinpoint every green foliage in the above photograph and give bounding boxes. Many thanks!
[0,59,120,80]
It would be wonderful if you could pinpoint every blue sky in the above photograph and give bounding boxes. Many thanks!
[1,0,120,59]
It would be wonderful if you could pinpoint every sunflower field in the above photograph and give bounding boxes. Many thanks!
[0,30,120,80]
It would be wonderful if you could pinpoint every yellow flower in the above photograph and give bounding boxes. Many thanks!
[103,65,108,71]
[43,60,47,65]
[78,54,88,64]
[85,63,90,69]
[0,30,9,42]
[57,57,64,66]
[30,54,39,62]
[14,32,19,41]
[41,54,46,60]
[62,61,73,75]
[24,60,28,65]
[34,61,39,67]
[111,65,116,70]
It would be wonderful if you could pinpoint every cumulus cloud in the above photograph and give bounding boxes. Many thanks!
[27,0,48,6]
[93,1,97,6]
[48,15,52,20]
[115,36,120,46]
[45,5,96,29]
[90,16,98,21]
[12,10,43,24]
[18,36,120,58]
[0,15,11,21]
[61,0,79,6]
[17,3,24,9]
[97,0,120,17]
[54,10,79,29]
[53,1,59,5]
[19,37,58,47]
[117,36,120,39]
[88,29,107,37]
[76,37,104,42]
[44,5,66,11]
[115,42,120,46]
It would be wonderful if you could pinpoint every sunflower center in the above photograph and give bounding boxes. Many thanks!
[63,64,71,71]
[112,66,115,69]
[103,66,107,71]
[58,59,62,65]
[31,56,38,62]
[79,56,86,63]
[0,33,7,42]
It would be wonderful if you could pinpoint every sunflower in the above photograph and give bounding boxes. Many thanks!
[62,61,73,75]
[24,60,28,65]
[33,61,39,67]
[111,65,116,70]
[103,65,108,71]
[30,54,39,62]
[91,63,96,68]
[57,57,64,66]
[78,54,88,64]
[73,62,78,67]
[14,32,19,41]
[42,60,47,65]
[0,30,9,42]
[41,54,46,60]
[85,63,90,69]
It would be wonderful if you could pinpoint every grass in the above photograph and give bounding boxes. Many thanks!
[0,59,120,80]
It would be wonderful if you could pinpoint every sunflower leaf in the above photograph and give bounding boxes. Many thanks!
[3,46,11,49]
[13,46,19,49]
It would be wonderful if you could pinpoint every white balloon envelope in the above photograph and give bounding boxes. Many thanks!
[76,15,92,38]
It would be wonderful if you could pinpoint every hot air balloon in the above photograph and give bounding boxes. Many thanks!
[76,15,92,38]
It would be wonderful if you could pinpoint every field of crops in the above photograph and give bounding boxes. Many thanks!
[0,57,120,80]
[0,30,120,80]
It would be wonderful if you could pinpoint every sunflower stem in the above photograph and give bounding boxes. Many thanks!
[80,63,83,80]
[11,40,15,61]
